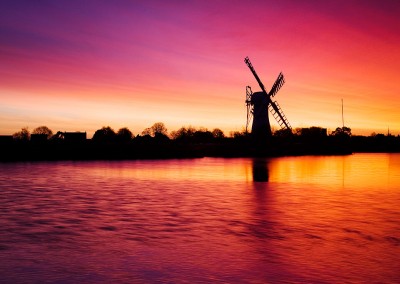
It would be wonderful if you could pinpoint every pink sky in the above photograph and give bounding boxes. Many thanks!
[1,0,399,137]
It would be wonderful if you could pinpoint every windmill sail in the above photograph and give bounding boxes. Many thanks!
[244,57,267,94]
[269,101,291,130]
[269,73,284,97]
[245,86,253,133]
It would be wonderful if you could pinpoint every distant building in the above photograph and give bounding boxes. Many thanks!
[52,131,87,142]
[300,127,327,138]
[31,134,48,143]
[0,135,13,144]
[64,132,87,142]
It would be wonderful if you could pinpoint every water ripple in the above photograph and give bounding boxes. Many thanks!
[0,155,399,283]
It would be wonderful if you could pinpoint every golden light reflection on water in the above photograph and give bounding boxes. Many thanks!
[244,154,400,282]
[266,153,400,190]
[85,159,255,182]
[0,154,399,283]
[83,154,400,191]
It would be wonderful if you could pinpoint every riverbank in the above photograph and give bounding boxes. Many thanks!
[1,134,399,162]
[0,138,351,161]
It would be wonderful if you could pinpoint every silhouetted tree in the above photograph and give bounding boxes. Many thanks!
[193,129,213,143]
[293,127,326,138]
[273,128,293,137]
[154,132,170,142]
[140,124,169,141]
[374,133,385,139]
[212,128,225,139]
[230,128,247,138]
[331,127,351,137]
[92,126,116,142]
[13,127,30,141]
[170,127,186,140]
[293,128,303,136]
[117,127,133,142]
[151,122,168,136]
[141,128,152,136]
[170,126,196,141]
[32,126,53,139]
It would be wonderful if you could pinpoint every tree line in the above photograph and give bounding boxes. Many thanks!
[5,123,400,160]
[11,122,227,143]
[12,122,400,144]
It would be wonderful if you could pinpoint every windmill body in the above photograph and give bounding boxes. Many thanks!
[244,57,291,139]
[251,91,272,138]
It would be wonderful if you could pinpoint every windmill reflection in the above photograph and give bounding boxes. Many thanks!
[252,158,269,182]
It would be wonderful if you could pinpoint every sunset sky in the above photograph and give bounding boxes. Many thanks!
[1,0,399,137]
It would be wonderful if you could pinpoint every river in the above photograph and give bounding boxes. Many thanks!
[0,153,399,283]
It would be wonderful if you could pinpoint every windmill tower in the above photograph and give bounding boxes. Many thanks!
[244,56,291,139]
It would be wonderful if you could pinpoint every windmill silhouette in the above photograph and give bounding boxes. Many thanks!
[244,56,291,139]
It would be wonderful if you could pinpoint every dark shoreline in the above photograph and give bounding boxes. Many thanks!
[1,135,399,162]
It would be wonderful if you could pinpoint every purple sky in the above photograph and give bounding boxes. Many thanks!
[1,0,400,136]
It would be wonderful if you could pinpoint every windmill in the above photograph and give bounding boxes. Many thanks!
[244,56,291,139]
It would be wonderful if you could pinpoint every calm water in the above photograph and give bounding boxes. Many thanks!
[0,154,399,283]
